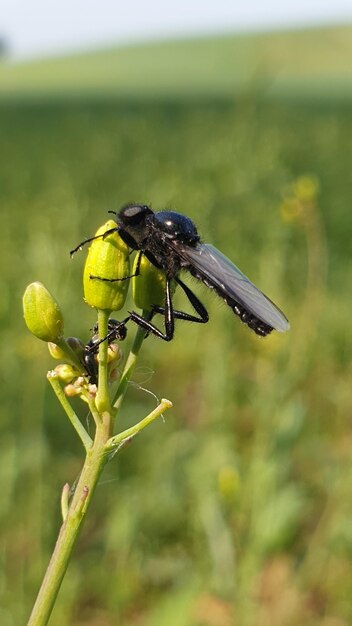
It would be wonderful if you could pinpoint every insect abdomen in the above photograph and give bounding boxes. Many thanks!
[188,267,273,337]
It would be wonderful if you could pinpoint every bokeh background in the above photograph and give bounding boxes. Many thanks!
[1,2,352,625]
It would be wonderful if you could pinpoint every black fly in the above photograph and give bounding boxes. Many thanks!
[83,318,127,384]
[71,204,290,342]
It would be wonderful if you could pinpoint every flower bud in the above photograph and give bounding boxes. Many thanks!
[132,254,176,311]
[48,342,66,360]
[107,342,123,364]
[23,282,64,342]
[54,364,78,383]
[64,376,88,398]
[64,384,80,397]
[83,220,130,311]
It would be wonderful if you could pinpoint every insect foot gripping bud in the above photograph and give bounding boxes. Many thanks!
[83,220,130,311]
[23,282,64,342]
[132,254,176,311]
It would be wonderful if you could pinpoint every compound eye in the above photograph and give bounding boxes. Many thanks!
[119,204,152,226]
[124,205,143,218]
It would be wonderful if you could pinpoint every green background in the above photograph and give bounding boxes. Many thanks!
[1,25,352,626]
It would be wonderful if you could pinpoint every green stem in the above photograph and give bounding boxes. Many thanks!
[28,310,161,625]
[95,309,111,414]
[47,372,92,451]
[27,427,109,626]
[107,398,172,450]
[112,309,151,417]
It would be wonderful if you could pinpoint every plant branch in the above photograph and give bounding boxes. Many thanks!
[47,371,92,451]
[112,309,151,417]
[27,426,109,626]
[95,309,112,414]
[106,398,173,450]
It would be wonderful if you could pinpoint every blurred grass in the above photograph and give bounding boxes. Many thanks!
[1,24,352,102]
[1,91,352,624]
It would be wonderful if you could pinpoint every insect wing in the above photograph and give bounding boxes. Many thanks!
[179,243,290,332]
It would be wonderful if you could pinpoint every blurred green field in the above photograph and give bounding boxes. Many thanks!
[1,24,352,102]
[1,27,352,626]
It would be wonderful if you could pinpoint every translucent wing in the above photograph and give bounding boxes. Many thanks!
[177,243,290,333]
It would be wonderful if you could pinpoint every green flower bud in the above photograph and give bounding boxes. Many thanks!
[54,364,78,383]
[23,282,64,342]
[107,342,123,364]
[83,220,130,311]
[48,342,66,360]
[132,255,176,311]
[64,383,80,397]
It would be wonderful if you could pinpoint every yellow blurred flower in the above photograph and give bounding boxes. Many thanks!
[294,175,319,202]
[280,197,301,223]
[218,465,241,502]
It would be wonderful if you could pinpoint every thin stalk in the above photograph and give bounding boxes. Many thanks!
[112,309,151,416]
[95,309,112,414]
[106,398,173,451]
[27,426,109,626]
[47,372,92,451]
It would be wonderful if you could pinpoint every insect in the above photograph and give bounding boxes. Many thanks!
[72,204,290,341]
[83,318,128,383]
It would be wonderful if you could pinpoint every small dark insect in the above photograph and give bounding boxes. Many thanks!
[83,318,127,384]
[72,204,290,342]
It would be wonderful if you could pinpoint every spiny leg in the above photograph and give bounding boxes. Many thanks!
[87,317,129,354]
[70,227,119,256]
[152,275,209,324]
[90,251,143,282]
[128,277,175,341]
[128,275,209,341]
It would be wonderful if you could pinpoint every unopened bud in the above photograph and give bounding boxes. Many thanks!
[54,364,78,383]
[48,342,66,360]
[132,255,176,311]
[64,384,80,397]
[107,342,123,364]
[83,220,130,311]
[23,282,64,342]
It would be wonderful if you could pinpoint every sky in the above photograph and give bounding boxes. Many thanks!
[1,0,352,60]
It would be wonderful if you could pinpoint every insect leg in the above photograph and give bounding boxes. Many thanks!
[90,251,143,282]
[70,227,119,256]
[87,318,129,354]
[152,275,209,325]
[128,277,175,341]
[83,318,129,383]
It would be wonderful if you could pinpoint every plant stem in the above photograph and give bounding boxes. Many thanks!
[112,309,151,416]
[47,371,92,451]
[95,309,111,414]
[28,310,164,625]
[27,426,109,626]
[107,398,173,450]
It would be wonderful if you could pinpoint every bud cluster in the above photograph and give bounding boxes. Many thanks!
[23,219,170,394]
